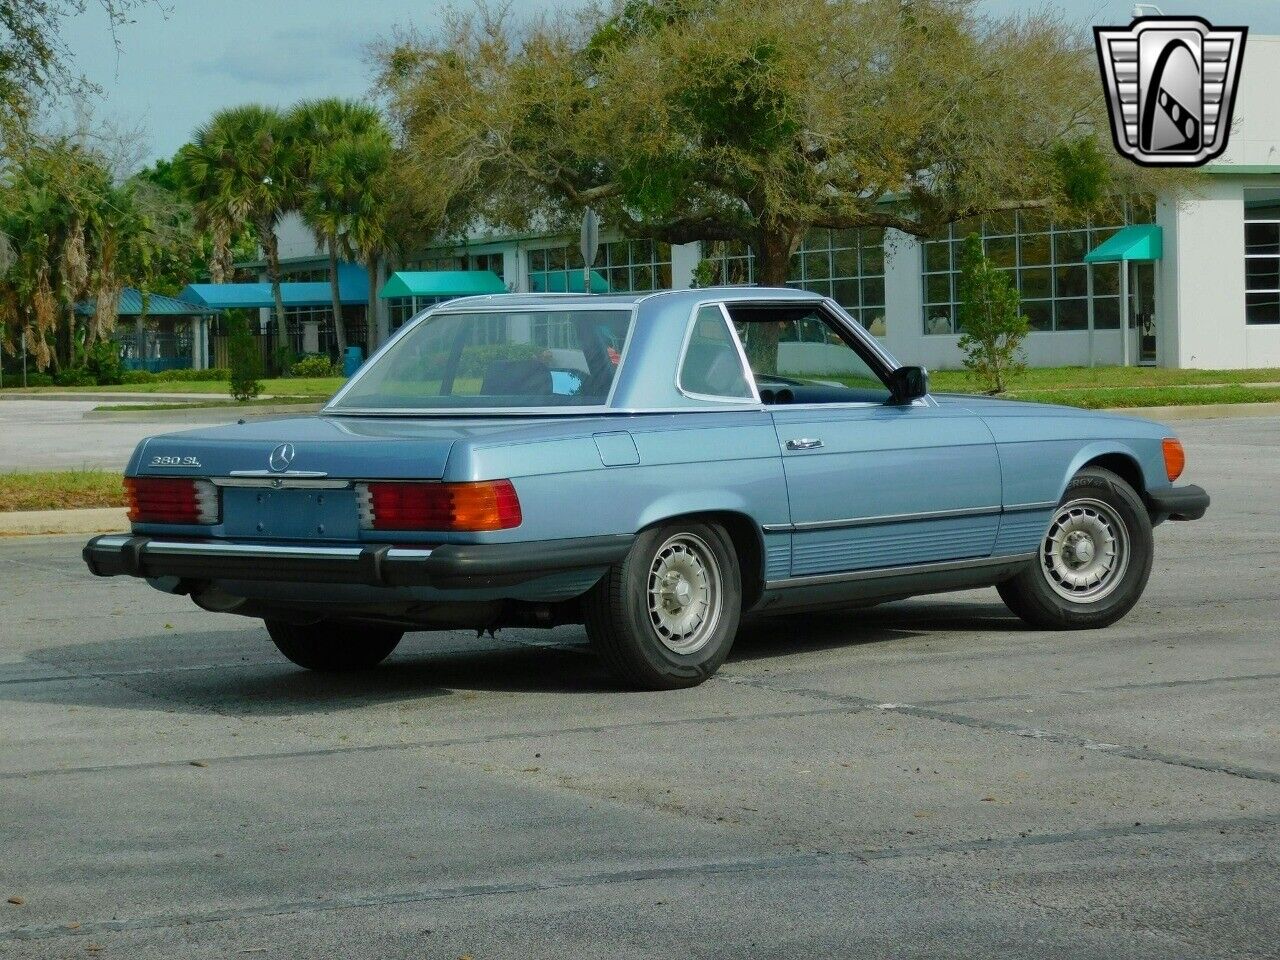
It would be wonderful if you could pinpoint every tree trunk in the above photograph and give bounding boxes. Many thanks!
[259,217,289,348]
[210,222,229,285]
[328,241,347,355]
[746,227,803,376]
[365,257,379,356]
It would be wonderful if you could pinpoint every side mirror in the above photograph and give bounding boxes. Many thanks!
[888,365,929,404]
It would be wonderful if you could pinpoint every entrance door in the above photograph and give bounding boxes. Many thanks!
[1130,262,1158,365]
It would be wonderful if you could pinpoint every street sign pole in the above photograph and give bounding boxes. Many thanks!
[580,207,600,295]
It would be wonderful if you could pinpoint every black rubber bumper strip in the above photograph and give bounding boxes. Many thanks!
[82,534,635,589]
[1147,484,1210,521]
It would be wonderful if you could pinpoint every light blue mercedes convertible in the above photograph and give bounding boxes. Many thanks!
[84,288,1209,689]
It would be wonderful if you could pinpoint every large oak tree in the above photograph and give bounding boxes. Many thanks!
[378,0,1180,287]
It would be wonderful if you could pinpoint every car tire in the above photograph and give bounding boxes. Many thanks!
[584,520,742,690]
[998,466,1154,629]
[265,620,404,672]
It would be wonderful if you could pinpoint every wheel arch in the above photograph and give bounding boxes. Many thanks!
[636,508,766,612]
[1063,442,1153,500]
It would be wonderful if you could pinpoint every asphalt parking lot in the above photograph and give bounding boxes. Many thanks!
[1,416,1277,958]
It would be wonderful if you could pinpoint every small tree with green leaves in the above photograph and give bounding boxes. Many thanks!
[956,233,1028,395]
[226,312,263,402]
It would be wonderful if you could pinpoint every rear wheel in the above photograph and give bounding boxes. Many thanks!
[998,467,1153,629]
[265,620,403,672]
[584,520,742,690]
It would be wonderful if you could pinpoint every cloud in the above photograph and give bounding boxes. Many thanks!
[197,32,366,88]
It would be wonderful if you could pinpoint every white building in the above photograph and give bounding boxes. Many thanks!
[261,34,1280,371]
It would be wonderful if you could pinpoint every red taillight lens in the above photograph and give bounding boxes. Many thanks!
[125,477,219,525]
[357,480,522,531]
[1162,437,1186,482]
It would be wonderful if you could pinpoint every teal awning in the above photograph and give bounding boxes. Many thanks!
[529,270,610,294]
[179,263,370,310]
[1084,224,1163,263]
[75,288,212,317]
[379,270,506,299]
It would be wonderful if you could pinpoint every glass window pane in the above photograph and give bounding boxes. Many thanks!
[656,242,672,263]
[925,273,952,304]
[832,246,859,278]
[547,246,567,272]
[863,310,887,336]
[632,264,654,291]
[861,277,885,309]
[924,305,953,335]
[1018,209,1053,233]
[1019,232,1051,266]
[985,211,1017,235]
[924,242,951,272]
[1093,297,1121,329]
[609,266,629,292]
[680,306,754,398]
[1246,292,1280,325]
[1092,262,1119,297]
[1245,223,1280,256]
[655,261,672,289]
[986,235,1018,268]
[832,278,859,308]
[1246,257,1280,291]
[1056,264,1088,299]
[860,244,884,276]
[1055,230,1089,263]
[805,250,831,281]
[1022,299,1051,331]
[1055,298,1088,331]
[1020,267,1052,300]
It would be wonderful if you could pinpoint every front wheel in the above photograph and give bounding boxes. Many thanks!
[998,466,1154,629]
[584,521,742,690]
[265,620,403,672]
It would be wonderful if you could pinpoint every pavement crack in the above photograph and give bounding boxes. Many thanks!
[715,673,1280,787]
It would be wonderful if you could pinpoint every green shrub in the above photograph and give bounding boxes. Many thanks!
[956,233,1029,394]
[53,367,97,387]
[290,353,339,378]
[84,340,123,386]
[227,315,264,401]
[21,372,54,387]
[272,344,297,377]
[121,370,157,384]
[163,368,229,382]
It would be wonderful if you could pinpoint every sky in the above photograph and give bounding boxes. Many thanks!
[56,0,1280,168]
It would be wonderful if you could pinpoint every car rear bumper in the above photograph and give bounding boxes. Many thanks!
[83,533,635,589]
[1147,484,1210,521]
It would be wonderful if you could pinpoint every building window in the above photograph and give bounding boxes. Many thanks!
[528,240,672,294]
[1246,189,1280,325]
[278,265,328,282]
[700,229,887,334]
[921,205,1152,335]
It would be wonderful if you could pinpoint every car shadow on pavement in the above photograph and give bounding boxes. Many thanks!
[6,598,1026,715]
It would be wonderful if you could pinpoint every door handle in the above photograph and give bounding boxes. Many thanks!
[785,438,824,451]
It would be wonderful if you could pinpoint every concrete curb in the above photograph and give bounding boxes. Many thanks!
[84,403,324,422]
[0,507,127,538]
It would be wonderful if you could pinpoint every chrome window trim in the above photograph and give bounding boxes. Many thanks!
[764,552,1035,589]
[675,300,764,405]
[761,504,1003,533]
[211,477,351,489]
[324,302,640,416]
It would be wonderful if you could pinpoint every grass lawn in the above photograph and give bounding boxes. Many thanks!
[0,470,124,512]
[93,396,325,412]
[927,366,1280,391]
[1009,384,1280,409]
[2,376,346,398]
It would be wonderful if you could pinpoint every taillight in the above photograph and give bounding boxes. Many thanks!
[126,477,219,525]
[1162,437,1186,482]
[356,480,522,531]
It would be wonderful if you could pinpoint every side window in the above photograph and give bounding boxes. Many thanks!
[679,305,755,400]
[726,305,892,405]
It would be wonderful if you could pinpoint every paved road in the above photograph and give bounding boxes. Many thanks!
[0,400,272,473]
[0,417,1276,958]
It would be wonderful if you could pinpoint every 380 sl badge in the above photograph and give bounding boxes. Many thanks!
[148,455,201,468]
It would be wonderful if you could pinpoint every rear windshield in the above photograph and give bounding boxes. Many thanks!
[328,309,633,411]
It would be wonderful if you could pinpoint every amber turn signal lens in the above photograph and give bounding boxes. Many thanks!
[357,480,522,531]
[1162,438,1185,482]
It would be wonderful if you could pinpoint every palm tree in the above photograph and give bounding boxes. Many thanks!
[339,130,396,354]
[178,105,297,345]
[289,99,384,354]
